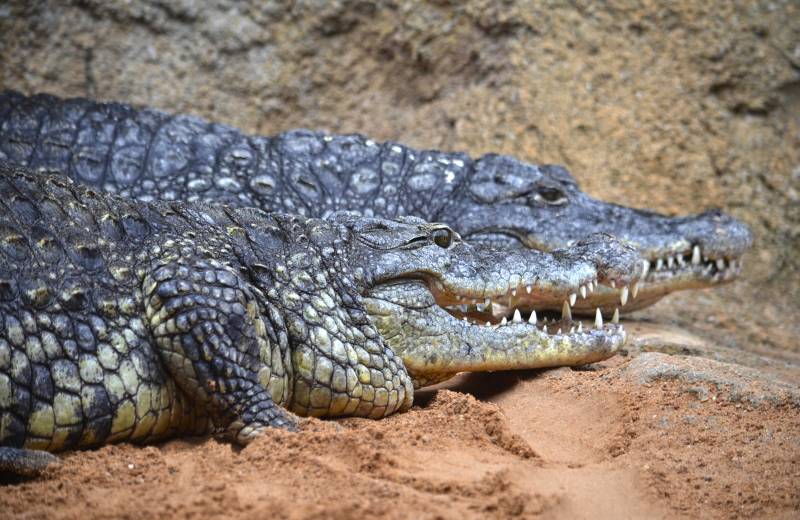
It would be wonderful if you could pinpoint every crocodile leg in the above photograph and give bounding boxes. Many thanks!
[143,243,297,444]
[0,447,59,478]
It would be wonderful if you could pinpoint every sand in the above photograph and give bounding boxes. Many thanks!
[2,350,798,519]
[1,1,799,518]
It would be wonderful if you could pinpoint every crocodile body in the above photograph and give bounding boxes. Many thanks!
[0,90,752,316]
[0,162,638,475]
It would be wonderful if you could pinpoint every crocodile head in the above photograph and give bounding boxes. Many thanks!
[321,213,641,388]
[437,155,753,315]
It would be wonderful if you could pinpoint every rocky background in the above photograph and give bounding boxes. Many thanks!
[1,1,798,518]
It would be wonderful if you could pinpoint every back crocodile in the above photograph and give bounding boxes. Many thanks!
[0,162,639,476]
[0,90,752,317]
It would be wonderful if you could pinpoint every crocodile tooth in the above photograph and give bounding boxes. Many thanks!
[595,308,603,329]
[526,285,532,294]
[570,326,575,334]
[500,316,507,326]
[511,288,517,297]
[562,301,572,320]
[641,259,651,278]
[610,280,616,289]
[692,245,701,265]
[612,308,619,324]
[716,258,726,271]
[557,328,562,335]
[529,310,537,324]
[577,322,583,333]
[588,280,594,293]
[656,258,663,271]
[631,281,639,299]
[677,255,686,267]
[569,293,577,306]
[486,321,491,326]
[543,324,548,333]
[459,304,468,313]
[513,309,522,322]
[620,286,629,306]
[476,303,485,312]
[667,256,674,269]
[484,298,491,308]
[580,285,587,299]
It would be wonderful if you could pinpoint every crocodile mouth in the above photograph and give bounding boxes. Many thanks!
[366,270,632,344]
[425,272,626,334]
[639,244,743,284]
[461,231,746,315]
[570,244,745,314]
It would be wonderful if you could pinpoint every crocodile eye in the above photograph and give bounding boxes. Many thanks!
[534,186,568,205]
[431,228,453,248]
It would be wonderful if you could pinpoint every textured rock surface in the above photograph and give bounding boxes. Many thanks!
[613,352,800,408]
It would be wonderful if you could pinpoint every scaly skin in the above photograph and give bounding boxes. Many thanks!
[0,90,752,317]
[0,162,640,476]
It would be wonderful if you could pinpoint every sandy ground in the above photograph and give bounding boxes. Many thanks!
[1,1,799,518]
[2,349,798,519]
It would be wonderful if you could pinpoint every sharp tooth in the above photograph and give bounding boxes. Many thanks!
[513,309,522,322]
[667,256,674,269]
[570,326,575,334]
[459,304,468,313]
[543,324,548,334]
[484,298,491,308]
[631,281,639,298]
[692,245,701,265]
[595,308,603,329]
[612,308,619,324]
[511,288,517,297]
[677,255,685,267]
[526,285,532,294]
[528,310,537,324]
[569,293,577,306]
[485,321,491,326]
[476,303,485,312]
[562,301,572,320]
[620,286,629,306]
[716,258,726,271]
[557,328,562,335]
[577,322,583,333]
[500,316,507,326]
[580,285,587,299]
[610,280,616,288]
[641,259,650,278]
[656,258,663,271]
[588,280,595,293]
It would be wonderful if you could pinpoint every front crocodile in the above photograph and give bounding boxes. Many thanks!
[0,90,752,317]
[0,162,638,475]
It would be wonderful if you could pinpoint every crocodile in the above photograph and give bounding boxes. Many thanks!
[0,162,639,476]
[0,90,752,318]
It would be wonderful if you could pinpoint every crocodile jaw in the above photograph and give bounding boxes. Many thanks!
[364,281,626,388]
